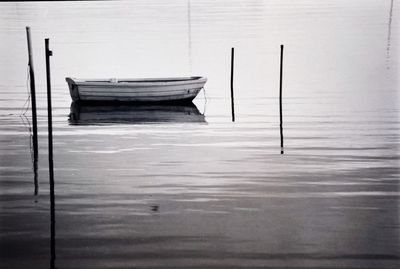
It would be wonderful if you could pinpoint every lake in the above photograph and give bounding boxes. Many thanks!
[0,0,399,268]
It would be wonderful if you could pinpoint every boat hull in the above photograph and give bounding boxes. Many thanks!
[66,77,207,103]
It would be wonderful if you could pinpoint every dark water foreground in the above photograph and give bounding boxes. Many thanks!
[1,91,399,269]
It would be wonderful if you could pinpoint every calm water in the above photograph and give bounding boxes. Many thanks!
[1,0,399,268]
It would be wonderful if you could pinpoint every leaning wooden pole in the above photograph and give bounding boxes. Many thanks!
[45,38,56,269]
[230,47,235,122]
[26,27,39,192]
[279,45,284,154]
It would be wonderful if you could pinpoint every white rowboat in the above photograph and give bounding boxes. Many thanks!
[66,76,207,103]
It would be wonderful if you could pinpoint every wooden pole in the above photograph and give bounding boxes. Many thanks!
[45,38,56,269]
[230,47,235,122]
[279,45,284,154]
[26,27,39,193]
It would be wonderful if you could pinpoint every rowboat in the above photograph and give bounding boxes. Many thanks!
[68,102,206,125]
[66,76,207,103]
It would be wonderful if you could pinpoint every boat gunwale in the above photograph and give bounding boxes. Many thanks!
[66,76,207,87]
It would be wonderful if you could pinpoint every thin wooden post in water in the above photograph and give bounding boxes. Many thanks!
[26,26,39,194]
[230,47,235,122]
[279,45,284,154]
[45,38,56,269]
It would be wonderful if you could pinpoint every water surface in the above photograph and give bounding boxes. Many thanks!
[0,1,399,268]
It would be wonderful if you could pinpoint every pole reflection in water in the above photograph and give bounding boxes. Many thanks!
[386,0,394,68]
[33,154,38,196]
[187,0,192,72]
[68,102,206,125]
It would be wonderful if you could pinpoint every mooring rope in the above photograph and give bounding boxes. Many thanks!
[20,113,35,164]
[202,86,208,103]
[20,63,35,166]
[202,87,208,115]
[20,64,31,116]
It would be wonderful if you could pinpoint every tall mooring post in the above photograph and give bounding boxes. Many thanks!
[230,47,235,122]
[45,38,56,269]
[26,26,39,193]
[279,45,284,154]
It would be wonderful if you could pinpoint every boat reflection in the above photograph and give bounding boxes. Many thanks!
[69,102,206,125]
